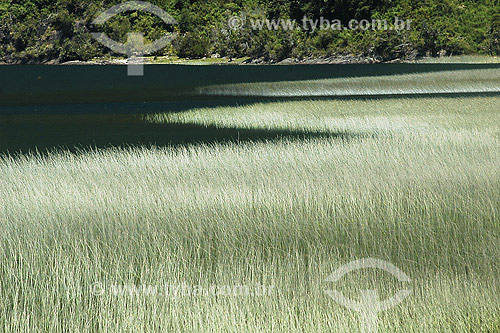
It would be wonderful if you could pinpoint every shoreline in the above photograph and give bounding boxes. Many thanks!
[2,55,499,66]
[54,55,384,65]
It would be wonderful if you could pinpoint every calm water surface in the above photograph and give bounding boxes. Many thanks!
[1,64,499,153]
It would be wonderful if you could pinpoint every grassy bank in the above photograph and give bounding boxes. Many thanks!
[1,95,500,331]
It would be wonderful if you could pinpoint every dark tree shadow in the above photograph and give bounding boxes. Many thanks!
[0,114,366,155]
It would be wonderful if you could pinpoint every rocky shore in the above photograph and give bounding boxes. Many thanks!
[57,55,392,65]
[3,54,498,65]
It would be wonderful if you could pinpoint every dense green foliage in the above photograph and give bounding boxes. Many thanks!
[0,0,499,63]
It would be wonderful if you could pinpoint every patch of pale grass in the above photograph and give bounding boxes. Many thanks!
[1,96,500,331]
[195,68,500,97]
[146,96,500,136]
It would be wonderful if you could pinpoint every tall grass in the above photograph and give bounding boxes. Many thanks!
[196,68,500,97]
[1,96,500,331]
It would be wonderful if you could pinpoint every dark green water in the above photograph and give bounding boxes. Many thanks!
[1,64,499,153]
[2,63,500,108]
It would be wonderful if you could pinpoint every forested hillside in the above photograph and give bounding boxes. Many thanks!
[0,0,499,63]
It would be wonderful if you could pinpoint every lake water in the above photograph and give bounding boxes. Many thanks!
[1,64,499,153]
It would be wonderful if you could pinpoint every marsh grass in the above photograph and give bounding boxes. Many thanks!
[1,96,500,331]
[196,68,500,97]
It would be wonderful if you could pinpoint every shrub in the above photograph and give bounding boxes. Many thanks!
[176,32,211,58]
